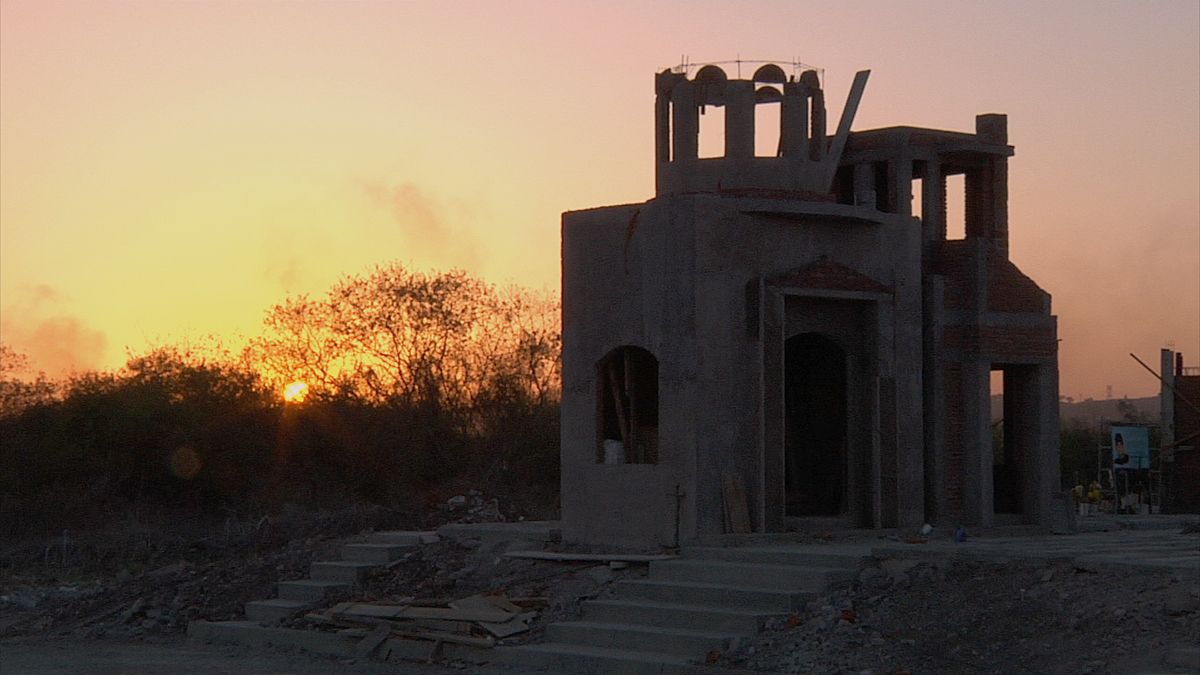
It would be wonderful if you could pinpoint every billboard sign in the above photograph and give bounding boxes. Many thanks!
[1111,425,1150,470]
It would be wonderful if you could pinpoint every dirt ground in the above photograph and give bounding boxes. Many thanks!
[0,636,432,674]
[720,553,1200,674]
[3,510,1198,674]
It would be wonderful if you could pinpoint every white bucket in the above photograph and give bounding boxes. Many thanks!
[603,440,624,465]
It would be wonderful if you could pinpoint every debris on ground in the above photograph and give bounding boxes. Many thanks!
[719,556,1200,674]
[304,592,543,655]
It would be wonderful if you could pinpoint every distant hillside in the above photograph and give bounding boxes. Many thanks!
[990,395,1159,426]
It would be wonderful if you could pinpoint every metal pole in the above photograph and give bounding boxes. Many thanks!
[1130,353,1200,415]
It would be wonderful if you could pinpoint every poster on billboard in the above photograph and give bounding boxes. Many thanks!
[1111,425,1151,469]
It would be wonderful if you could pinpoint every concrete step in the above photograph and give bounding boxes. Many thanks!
[341,543,414,563]
[614,579,812,612]
[244,598,310,623]
[582,598,772,634]
[649,559,853,591]
[310,560,379,583]
[276,579,351,603]
[187,621,358,658]
[684,545,869,568]
[437,522,561,543]
[368,530,439,546]
[546,620,735,658]
[499,642,693,674]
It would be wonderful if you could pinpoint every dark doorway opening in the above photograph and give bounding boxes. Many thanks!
[784,333,848,516]
[993,365,1027,514]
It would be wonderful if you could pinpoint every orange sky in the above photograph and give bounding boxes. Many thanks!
[1,0,1197,400]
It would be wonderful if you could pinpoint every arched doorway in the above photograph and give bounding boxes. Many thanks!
[784,333,848,516]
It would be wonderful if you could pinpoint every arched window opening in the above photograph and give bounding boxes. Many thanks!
[596,346,659,464]
[695,65,728,159]
[755,86,782,157]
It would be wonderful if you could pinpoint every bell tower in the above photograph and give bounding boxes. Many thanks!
[654,60,869,196]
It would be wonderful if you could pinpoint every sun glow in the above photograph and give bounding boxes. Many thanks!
[282,381,309,403]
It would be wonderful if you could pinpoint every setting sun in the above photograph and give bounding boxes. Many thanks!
[282,381,309,403]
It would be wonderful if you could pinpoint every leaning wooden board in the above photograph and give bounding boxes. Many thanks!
[722,471,752,533]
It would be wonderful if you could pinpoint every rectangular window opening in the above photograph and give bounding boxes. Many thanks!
[946,173,966,239]
[912,176,924,221]
[755,102,781,157]
[698,105,725,159]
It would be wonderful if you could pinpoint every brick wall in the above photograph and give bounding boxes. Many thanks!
[1170,375,1200,512]
[986,256,1048,313]
[943,325,1056,360]
[943,363,964,518]
[934,240,1050,314]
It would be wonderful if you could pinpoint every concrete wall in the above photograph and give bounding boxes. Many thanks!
[561,193,926,545]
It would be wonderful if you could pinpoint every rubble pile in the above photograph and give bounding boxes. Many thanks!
[313,537,642,643]
[723,557,1199,674]
[0,504,417,640]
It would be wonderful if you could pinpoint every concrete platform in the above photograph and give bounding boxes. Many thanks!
[436,520,562,543]
[872,528,1200,571]
[187,621,358,658]
[244,599,310,623]
[364,530,440,546]
[340,543,416,563]
[309,560,379,583]
[276,579,351,603]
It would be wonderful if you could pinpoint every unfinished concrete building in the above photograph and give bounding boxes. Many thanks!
[560,62,1060,546]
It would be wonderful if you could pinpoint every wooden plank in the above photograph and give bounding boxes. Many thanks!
[501,551,677,563]
[408,618,472,633]
[723,472,752,533]
[482,595,523,614]
[398,606,513,623]
[478,618,530,638]
[606,361,631,458]
[448,595,502,614]
[388,627,495,648]
[334,603,409,619]
[506,597,549,608]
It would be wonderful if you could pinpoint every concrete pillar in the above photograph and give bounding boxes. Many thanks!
[809,90,826,161]
[725,81,754,160]
[655,91,670,164]
[761,289,786,532]
[1161,349,1176,448]
[990,156,1009,258]
[888,157,913,218]
[1032,361,1060,525]
[852,163,874,207]
[972,115,1009,257]
[671,82,698,163]
[964,167,994,241]
[922,159,944,244]
[961,359,994,527]
[922,275,946,522]
[780,84,807,159]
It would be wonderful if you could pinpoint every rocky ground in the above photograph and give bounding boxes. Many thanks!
[722,550,1200,674]
[4,508,1198,674]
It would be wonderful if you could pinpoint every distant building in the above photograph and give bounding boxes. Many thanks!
[1161,349,1200,512]
[560,62,1060,545]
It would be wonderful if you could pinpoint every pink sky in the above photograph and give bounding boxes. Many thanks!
[1,0,1197,399]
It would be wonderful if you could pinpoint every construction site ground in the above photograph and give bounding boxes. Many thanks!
[2,507,1197,674]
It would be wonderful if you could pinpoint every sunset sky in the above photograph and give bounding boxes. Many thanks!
[1,0,1197,400]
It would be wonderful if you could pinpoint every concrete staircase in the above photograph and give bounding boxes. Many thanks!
[503,543,871,674]
[243,530,438,623]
